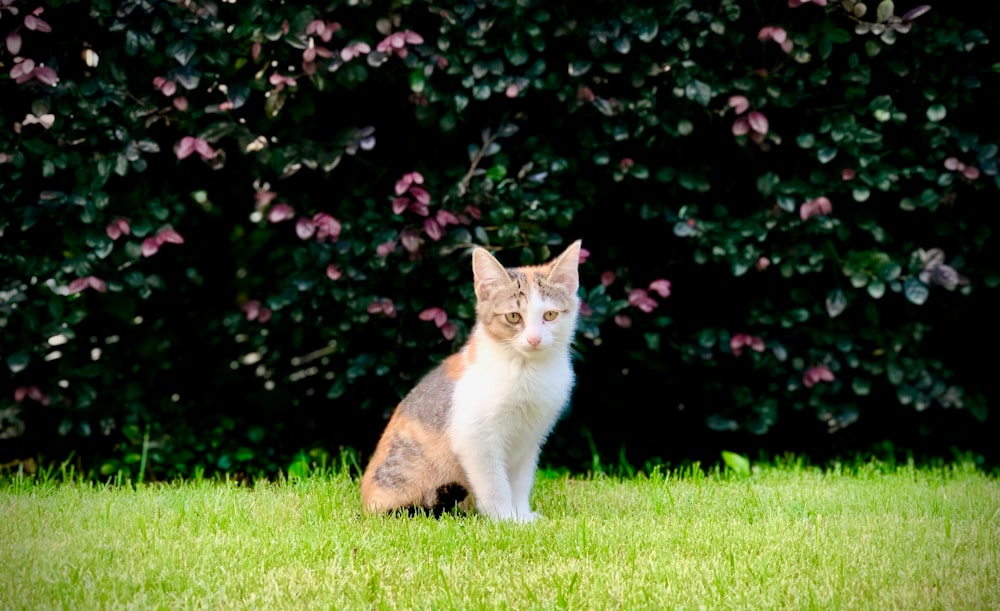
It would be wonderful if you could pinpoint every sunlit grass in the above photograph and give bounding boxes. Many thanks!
[2,460,997,609]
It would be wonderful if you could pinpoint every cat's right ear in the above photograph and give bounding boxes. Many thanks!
[472,247,510,301]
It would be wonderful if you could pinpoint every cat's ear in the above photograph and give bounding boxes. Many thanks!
[546,240,582,294]
[472,247,511,301]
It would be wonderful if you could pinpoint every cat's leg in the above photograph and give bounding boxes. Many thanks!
[452,433,516,520]
[509,448,541,522]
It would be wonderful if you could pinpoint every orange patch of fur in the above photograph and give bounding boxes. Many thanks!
[444,335,479,380]
[360,409,469,514]
[443,354,465,381]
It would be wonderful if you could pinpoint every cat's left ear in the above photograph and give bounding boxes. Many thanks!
[472,247,511,301]
[546,240,582,294]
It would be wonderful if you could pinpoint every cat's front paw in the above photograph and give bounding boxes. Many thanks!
[517,510,542,523]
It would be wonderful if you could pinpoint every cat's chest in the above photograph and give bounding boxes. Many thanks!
[453,353,573,420]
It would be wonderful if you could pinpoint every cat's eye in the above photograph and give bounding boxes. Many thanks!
[504,312,522,324]
[543,310,559,321]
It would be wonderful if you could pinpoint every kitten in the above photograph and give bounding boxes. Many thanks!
[361,240,582,521]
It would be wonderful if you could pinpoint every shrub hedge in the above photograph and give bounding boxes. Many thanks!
[2,0,997,476]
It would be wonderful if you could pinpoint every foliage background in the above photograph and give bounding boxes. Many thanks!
[1,0,997,477]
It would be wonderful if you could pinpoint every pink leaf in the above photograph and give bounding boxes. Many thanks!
[268,203,295,223]
[600,271,616,287]
[901,5,931,21]
[402,31,424,45]
[730,333,749,356]
[313,213,341,241]
[242,300,260,321]
[578,248,590,264]
[408,200,429,216]
[254,190,276,209]
[175,136,196,160]
[436,209,459,226]
[962,166,980,180]
[424,217,443,241]
[67,277,90,294]
[157,228,184,245]
[30,66,58,86]
[727,95,749,115]
[614,314,632,328]
[579,302,592,317]
[756,256,771,271]
[141,238,160,257]
[401,228,421,253]
[732,116,750,136]
[68,276,106,294]
[295,218,316,240]
[800,197,832,221]
[648,279,671,298]
[757,26,775,42]
[943,157,962,171]
[369,298,396,318]
[394,175,412,195]
[326,264,343,280]
[770,28,787,44]
[409,186,430,205]
[747,111,769,135]
[24,14,52,32]
[87,276,107,293]
[23,113,55,129]
[258,307,272,323]
[11,58,34,83]
[341,42,371,61]
[376,240,396,257]
[106,217,131,240]
[6,32,21,55]
[419,307,448,327]
[628,288,658,313]
[803,365,834,388]
[391,197,410,215]
[306,19,324,36]
[193,138,214,159]
[505,84,519,98]
[14,386,49,405]
[441,321,457,340]
[173,97,188,111]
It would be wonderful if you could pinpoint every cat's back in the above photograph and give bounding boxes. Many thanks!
[396,360,458,429]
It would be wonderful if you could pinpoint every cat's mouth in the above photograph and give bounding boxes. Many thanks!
[517,342,547,355]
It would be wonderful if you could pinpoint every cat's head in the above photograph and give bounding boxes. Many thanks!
[471,241,581,357]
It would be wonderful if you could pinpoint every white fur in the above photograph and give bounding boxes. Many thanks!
[449,292,578,522]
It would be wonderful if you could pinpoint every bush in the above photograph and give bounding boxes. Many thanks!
[2,0,997,477]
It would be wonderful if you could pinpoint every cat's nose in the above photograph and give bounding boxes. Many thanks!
[526,336,541,348]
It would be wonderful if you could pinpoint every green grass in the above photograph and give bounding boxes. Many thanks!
[2,461,998,610]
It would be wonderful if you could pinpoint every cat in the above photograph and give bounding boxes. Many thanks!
[361,240,582,522]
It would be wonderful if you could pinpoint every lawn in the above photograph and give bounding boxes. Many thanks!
[1,460,997,609]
